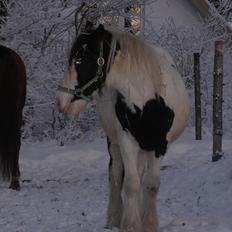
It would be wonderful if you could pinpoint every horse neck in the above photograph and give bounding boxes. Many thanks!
[105,58,162,110]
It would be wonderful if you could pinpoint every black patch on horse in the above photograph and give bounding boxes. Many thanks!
[115,93,174,157]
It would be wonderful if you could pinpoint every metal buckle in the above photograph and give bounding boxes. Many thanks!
[74,86,82,97]
[97,57,105,66]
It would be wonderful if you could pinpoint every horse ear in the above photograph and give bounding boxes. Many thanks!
[85,20,94,32]
[96,24,105,34]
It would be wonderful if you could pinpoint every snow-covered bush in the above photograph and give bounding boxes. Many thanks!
[0,0,153,143]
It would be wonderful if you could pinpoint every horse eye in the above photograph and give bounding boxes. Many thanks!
[75,58,82,65]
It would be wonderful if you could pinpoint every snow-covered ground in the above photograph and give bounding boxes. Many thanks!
[0,128,232,232]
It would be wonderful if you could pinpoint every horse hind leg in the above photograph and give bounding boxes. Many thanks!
[9,153,21,191]
[9,131,21,191]
[0,146,20,190]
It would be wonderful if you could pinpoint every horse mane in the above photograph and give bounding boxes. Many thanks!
[106,29,177,108]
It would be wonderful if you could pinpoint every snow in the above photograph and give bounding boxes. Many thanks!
[0,128,232,232]
[228,22,232,31]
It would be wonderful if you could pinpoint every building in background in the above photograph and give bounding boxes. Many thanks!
[112,0,213,36]
[145,0,231,32]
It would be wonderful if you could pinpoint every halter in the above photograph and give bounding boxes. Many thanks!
[58,38,117,102]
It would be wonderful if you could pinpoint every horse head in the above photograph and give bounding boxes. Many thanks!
[57,24,114,116]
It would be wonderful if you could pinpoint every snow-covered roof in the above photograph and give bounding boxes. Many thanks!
[146,0,232,32]
[191,0,232,32]
[191,0,210,17]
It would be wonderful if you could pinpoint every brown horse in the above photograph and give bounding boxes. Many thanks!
[0,45,26,190]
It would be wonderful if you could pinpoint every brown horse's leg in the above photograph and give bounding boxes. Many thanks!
[9,155,21,191]
[9,130,21,191]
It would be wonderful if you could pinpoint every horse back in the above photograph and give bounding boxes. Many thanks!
[0,45,26,112]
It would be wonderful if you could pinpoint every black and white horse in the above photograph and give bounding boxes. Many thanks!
[0,45,26,190]
[57,24,189,232]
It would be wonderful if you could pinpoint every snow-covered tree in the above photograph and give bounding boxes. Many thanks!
[0,0,155,143]
[1,0,231,142]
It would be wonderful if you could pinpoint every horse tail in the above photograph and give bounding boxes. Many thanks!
[0,113,22,180]
[0,146,15,181]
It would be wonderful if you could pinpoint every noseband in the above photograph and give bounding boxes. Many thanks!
[58,38,117,102]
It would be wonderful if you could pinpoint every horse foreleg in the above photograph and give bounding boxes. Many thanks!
[106,139,124,229]
[141,153,161,232]
[119,133,142,232]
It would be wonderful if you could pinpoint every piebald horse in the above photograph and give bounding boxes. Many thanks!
[57,24,189,232]
[0,45,26,190]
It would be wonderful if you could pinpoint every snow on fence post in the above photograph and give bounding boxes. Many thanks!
[194,52,202,140]
[212,40,224,162]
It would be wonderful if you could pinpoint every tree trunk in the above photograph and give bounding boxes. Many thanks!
[212,41,224,162]
[194,53,202,140]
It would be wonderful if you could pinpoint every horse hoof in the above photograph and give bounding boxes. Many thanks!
[105,222,120,230]
[9,181,21,191]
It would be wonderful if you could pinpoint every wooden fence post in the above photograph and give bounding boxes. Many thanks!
[212,41,224,162]
[194,53,202,140]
